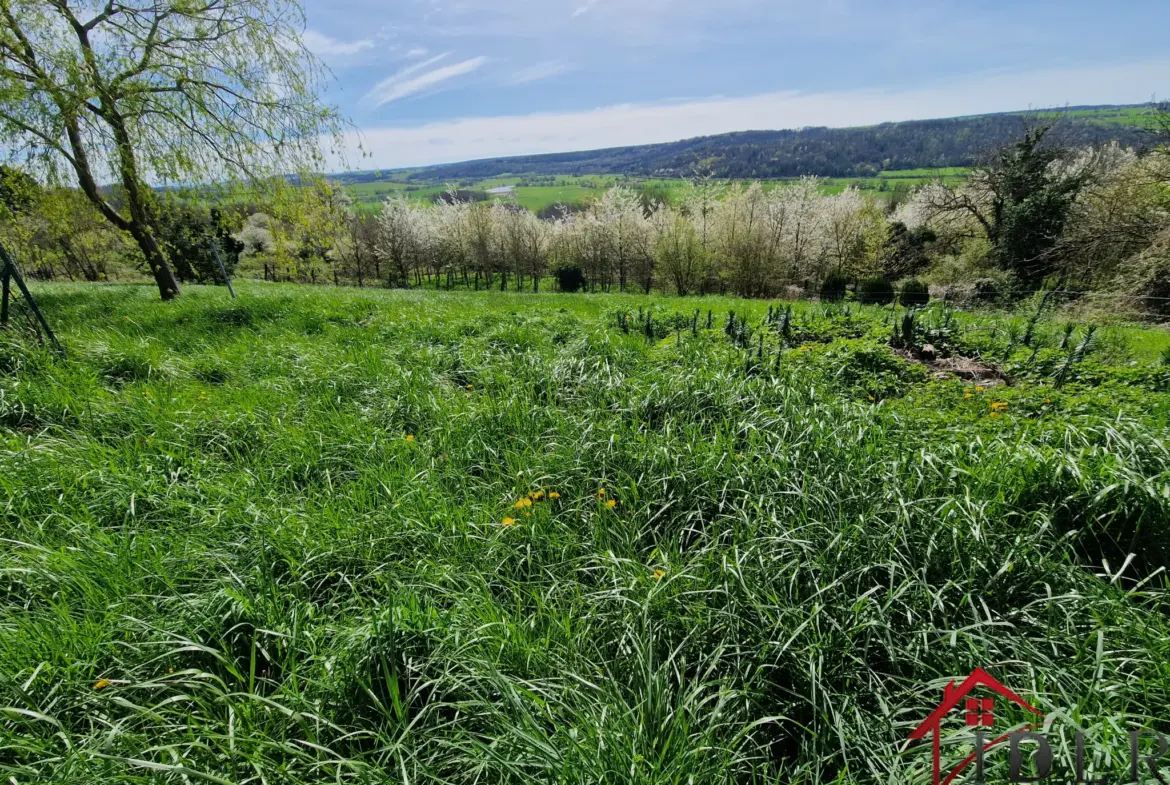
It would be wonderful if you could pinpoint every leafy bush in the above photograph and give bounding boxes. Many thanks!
[819,273,848,301]
[899,278,930,306]
[554,265,586,293]
[972,278,1000,303]
[155,204,242,284]
[857,277,895,305]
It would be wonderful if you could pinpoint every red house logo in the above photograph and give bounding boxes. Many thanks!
[909,667,1044,784]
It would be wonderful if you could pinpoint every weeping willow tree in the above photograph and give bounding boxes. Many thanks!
[0,0,344,299]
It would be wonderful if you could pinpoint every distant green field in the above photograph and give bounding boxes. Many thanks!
[344,169,972,213]
[1030,106,1156,127]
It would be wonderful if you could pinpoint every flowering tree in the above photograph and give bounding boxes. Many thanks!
[916,123,1097,285]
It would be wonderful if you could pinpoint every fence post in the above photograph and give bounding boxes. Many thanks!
[211,239,236,299]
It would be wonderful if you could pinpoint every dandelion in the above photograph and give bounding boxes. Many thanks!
[653,569,665,580]
[502,517,515,526]
[990,412,1001,419]
[548,492,560,500]
[990,401,1008,412]
[93,678,111,690]
[867,395,875,402]
[405,434,415,441]
[964,393,973,399]
[799,345,814,352]
[606,499,617,509]
[597,488,606,497]
[976,385,985,392]
[466,383,473,389]
[515,497,532,509]
[531,490,545,501]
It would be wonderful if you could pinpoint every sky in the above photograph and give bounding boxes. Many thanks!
[300,0,1170,171]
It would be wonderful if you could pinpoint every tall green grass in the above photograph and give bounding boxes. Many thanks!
[2,283,1169,783]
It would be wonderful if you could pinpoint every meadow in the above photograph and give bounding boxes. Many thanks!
[2,282,1170,783]
[342,170,970,212]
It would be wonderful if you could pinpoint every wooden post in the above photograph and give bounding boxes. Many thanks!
[1,263,10,326]
[210,239,236,298]
[0,244,63,355]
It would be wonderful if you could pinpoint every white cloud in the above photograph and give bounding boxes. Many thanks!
[571,0,600,18]
[336,59,1170,170]
[508,60,577,85]
[302,29,374,57]
[360,53,478,105]
[405,47,430,58]
[363,54,489,107]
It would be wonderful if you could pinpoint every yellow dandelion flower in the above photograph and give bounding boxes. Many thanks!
[653,569,665,580]
[964,393,973,399]
[548,492,561,500]
[976,385,985,392]
[502,517,515,526]
[606,499,617,509]
[532,490,545,501]
[867,395,875,402]
[597,488,606,497]
[466,383,473,389]
[990,412,1001,419]
[405,434,415,441]
[93,678,111,690]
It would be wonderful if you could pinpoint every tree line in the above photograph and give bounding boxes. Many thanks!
[403,111,1156,181]
[3,115,1170,319]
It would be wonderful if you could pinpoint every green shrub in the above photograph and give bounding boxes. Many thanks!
[820,273,848,301]
[899,278,930,306]
[972,278,1000,303]
[554,266,586,293]
[857,277,895,305]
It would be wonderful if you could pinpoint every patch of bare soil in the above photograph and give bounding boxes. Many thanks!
[896,346,1009,385]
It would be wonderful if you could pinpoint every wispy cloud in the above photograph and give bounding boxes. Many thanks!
[302,29,374,57]
[405,46,430,58]
[338,58,1170,169]
[571,0,600,18]
[508,60,577,85]
[363,53,490,107]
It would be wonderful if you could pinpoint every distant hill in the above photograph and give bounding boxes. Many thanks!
[356,105,1158,183]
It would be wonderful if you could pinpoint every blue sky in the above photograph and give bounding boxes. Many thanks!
[301,0,1170,170]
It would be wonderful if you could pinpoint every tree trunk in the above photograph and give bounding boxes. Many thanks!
[127,221,181,300]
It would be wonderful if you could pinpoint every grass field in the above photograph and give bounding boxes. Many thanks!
[344,169,971,213]
[3,283,1170,783]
